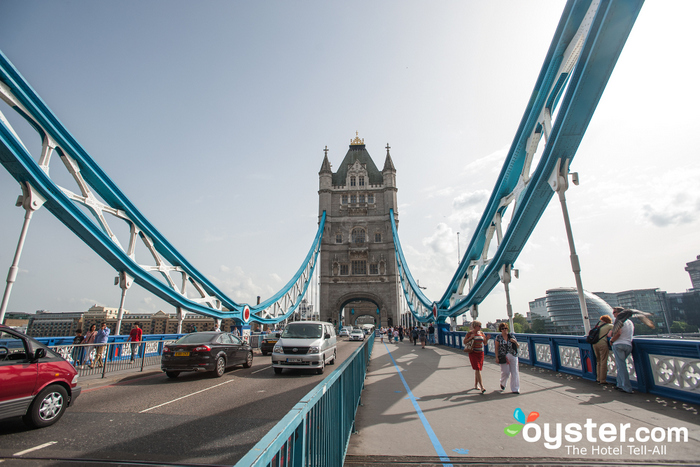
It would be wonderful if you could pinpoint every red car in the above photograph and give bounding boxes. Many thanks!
[0,325,81,428]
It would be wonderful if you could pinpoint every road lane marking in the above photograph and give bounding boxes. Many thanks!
[13,441,58,456]
[139,379,235,413]
[385,343,453,467]
[251,365,271,374]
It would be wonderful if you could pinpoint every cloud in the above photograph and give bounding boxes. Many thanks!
[462,147,508,179]
[642,203,698,227]
[452,190,489,210]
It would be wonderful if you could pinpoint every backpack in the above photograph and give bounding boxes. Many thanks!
[586,322,603,344]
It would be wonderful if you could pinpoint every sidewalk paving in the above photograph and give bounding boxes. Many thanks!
[346,341,700,465]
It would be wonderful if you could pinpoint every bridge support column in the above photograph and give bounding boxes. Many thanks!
[0,182,45,325]
[176,307,184,333]
[500,265,514,332]
[549,159,590,334]
[114,271,133,335]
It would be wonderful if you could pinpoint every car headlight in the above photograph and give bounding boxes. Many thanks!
[308,345,320,354]
[273,344,282,353]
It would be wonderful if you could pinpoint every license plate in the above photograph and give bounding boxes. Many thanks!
[174,352,190,357]
[287,358,302,363]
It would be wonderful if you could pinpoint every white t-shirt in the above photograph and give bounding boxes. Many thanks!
[615,319,634,346]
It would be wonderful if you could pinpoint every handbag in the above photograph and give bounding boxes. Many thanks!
[497,354,507,364]
[463,339,474,353]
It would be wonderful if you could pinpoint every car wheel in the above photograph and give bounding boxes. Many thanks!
[165,371,180,378]
[213,356,226,377]
[23,384,68,428]
[329,350,336,365]
[274,367,283,374]
[316,361,324,375]
[243,351,253,368]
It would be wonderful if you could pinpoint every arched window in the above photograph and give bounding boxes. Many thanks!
[352,228,366,244]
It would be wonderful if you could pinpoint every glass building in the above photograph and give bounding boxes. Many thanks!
[542,288,614,335]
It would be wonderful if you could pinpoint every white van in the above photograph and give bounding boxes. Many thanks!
[272,321,337,375]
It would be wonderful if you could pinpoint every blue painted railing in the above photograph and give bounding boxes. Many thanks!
[440,330,700,405]
[235,332,375,467]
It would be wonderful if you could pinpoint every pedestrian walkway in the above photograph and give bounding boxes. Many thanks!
[346,341,700,466]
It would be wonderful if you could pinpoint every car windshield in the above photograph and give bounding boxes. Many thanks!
[352,329,363,334]
[176,333,216,344]
[282,324,323,339]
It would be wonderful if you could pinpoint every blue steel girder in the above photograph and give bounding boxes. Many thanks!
[438,0,643,319]
[389,209,434,323]
[0,49,325,324]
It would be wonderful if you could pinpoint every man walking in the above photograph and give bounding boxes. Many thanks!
[610,307,634,394]
[94,322,110,368]
[428,323,435,345]
[128,322,143,363]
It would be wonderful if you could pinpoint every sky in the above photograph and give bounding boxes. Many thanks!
[0,1,698,326]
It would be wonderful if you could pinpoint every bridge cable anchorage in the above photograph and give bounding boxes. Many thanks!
[0,49,327,324]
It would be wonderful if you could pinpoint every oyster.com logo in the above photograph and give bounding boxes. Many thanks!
[502,406,688,455]
[504,407,540,437]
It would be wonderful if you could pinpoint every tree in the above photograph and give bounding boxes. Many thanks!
[530,318,546,334]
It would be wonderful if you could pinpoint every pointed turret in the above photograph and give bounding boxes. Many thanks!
[383,143,396,172]
[382,143,397,213]
[318,146,333,218]
[319,146,332,175]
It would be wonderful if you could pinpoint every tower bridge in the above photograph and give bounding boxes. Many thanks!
[3,1,700,465]
[1,0,645,336]
[0,0,641,336]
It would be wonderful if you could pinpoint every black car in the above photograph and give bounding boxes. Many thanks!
[161,332,253,378]
[260,332,281,356]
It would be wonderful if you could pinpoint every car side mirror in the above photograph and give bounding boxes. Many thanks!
[324,333,331,339]
[33,348,47,361]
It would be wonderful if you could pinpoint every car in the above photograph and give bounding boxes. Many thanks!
[339,327,351,337]
[349,328,365,341]
[0,324,82,428]
[161,332,253,378]
[272,321,337,375]
[260,332,281,356]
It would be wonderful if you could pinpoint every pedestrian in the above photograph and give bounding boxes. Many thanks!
[609,307,634,394]
[128,322,143,363]
[94,322,110,368]
[398,326,404,342]
[379,327,384,343]
[71,329,84,368]
[83,324,98,368]
[592,314,614,384]
[495,323,520,394]
[463,321,487,393]
[412,326,419,346]
[393,328,399,344]
[428,323,435,345]
[419,327,427,349]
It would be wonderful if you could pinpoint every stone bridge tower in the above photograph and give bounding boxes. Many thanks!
[318,133,400,328]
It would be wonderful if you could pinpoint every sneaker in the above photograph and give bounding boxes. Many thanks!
[512,391,520,394]
[500,385,505,390]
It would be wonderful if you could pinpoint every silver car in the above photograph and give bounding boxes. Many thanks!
[272,321,337,375]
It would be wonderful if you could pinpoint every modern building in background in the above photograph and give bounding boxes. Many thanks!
[527,288,614,334]
[686,255,700,290]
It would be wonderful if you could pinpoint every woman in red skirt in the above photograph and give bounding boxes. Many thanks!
[464,321,488,393]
